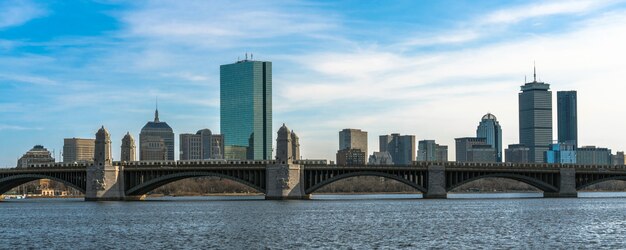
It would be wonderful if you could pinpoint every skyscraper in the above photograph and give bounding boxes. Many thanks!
[63,138,95,163]
[417,140,448,162]
[519,66,553,163]
[557,91,578,147]
[379,134,415,165]
[476,113,503,162]
[140,108,174,161]
[179,129,224,160]
[339,129,368,155]
[220,58,272,160]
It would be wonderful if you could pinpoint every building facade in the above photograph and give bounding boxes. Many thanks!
[140,109,174,161]
[368,151,393,165]
[63,138,95,163]
[519,67,553,163]
[220,59,272,160]
[613,152,625,166]
[545,142,576,164]
[505,144,531,163]
[180,129,225,160]
[417,140,448,162]
[577,146,612,165]
[455,137,496,163]
[336,148,367,166]
[17,145,55,168]
[476,113,503,162]
[121,132,136,162]
[339,129,368,155]
[557,91,578,147]
[379,134,416,165]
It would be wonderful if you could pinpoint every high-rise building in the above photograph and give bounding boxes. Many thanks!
[220,58,272,160]
[613,152,625,166]
[455,137,496,163]
[545,142,576,164]
[519,66,552,163]
[476,113,503,162]
[121,132,136,162]
[379,134,415,165]
[505,144,531,163]
[336,148,367,166]
[63,138,95,163]
[140,108,174,161]
[557,91,578,147]
[17,145,55,168]
[339,129,368,155]
[417,140,448,162]
[577,146,612,165]
[179,129,224,160]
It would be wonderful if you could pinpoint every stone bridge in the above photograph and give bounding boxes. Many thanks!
[2,161,626,201]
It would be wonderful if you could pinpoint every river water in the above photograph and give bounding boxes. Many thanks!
[2,193,626,249]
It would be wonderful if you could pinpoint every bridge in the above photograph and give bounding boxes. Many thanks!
[2,160,626,201]
[2,125,626,201]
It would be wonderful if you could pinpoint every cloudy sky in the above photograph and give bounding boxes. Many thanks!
[1,0,626,166]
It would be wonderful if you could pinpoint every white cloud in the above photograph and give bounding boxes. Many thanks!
[0,0,46,29]
[482,0,618,25]
[0,73,58,85]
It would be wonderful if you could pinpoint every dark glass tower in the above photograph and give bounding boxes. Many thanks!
[557,91,577,148]
[220,58,272,160]
[519,66,552,163]
[476,113,503,162]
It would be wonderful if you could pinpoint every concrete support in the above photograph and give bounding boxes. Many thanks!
[544,168,578,198]
[85,165,126,201]
[424,165,447,199]
[265,164,309,200]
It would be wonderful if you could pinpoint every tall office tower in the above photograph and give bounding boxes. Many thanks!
[379,134,416,165]
[179,129,225,160]
[339,129,368,154]
[17,145,55,168]
[519,66,552,163]
[476,113,503,162]
[63,138,95,163]
[140,108,174,161]
[220,58,272,160]
[455,137,496,163]
[121,132,136,162]
[417,140,448,162]
[505,144,530,163]
[557,91,578,147]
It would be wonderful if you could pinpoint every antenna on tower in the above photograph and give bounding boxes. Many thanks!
[533,61,537,82]
[251,53,254,60]
[245,52,248,60]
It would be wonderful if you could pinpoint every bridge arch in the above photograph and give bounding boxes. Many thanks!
[577,176,626,191]
[446,173,559,193]
[0,174,86,195]
[305,171,427,194]
[125,171,265,196]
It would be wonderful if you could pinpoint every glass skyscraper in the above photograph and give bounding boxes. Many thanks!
[220,59,272,160]
[476,113,503,162]
[519,67,553,163]
[557,91,577,147]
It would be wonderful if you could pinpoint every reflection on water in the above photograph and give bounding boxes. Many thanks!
[2,193,626,248]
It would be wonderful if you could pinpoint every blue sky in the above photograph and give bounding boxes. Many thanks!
[2,0,626,166]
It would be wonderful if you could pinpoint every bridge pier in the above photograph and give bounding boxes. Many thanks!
[85,165,127,201]
[424,165,447,199]
[265,164,309,200]
[544,168,578,198]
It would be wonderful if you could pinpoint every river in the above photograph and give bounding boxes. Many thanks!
[2,193,626,249]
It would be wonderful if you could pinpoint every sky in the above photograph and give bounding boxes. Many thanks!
[1,0,626,166]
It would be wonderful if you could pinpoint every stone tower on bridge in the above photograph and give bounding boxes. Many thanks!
[86,126,126,201]
[121,132,136,162]
[266,123,307,199]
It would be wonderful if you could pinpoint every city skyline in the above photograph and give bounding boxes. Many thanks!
[2,1,626,166]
